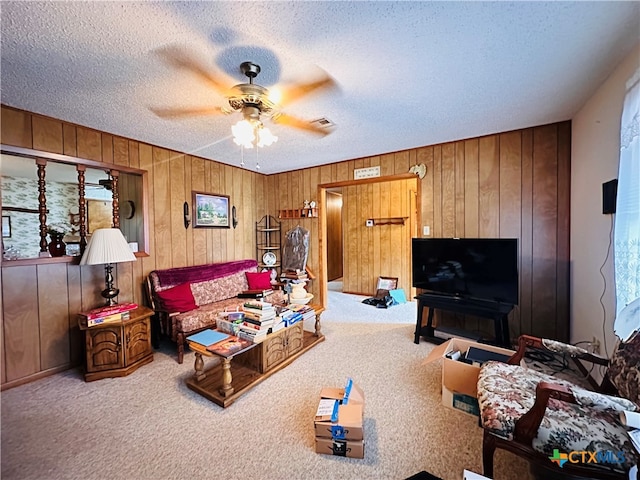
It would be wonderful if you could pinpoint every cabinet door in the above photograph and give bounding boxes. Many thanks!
[263,329,287,372]
[86,327,124,372]
[124,318,151,365]
[286,322,304,356]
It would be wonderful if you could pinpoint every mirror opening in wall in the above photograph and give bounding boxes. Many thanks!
[1,149,147,261]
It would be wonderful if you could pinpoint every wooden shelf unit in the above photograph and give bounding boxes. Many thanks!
[278,208,318,219]
[371,217,408,226]
[256,215,281,270]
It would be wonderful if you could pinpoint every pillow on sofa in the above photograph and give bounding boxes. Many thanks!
[156,283,197,313]
[246,271,272,290]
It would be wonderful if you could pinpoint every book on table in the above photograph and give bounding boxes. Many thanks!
[186,329,230,347]
[238,289,273,298]
[243,310,276,323]
[237,328,267,344]
[84,310,131,327]
[206,336,254,357]
[242,300,274,310]
[78,302,138,320]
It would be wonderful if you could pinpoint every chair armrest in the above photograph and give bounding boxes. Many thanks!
[507,334,609,367]
[514,381,577,443]
[572,386,638,413]
[508,335,544,365]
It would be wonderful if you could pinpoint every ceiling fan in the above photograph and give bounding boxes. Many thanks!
[151,46,337,140]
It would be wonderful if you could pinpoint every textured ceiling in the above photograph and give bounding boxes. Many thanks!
[1,2,639,174]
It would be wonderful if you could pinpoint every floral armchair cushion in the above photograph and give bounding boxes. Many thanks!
[477,361,638,473]
[608,332,640,406]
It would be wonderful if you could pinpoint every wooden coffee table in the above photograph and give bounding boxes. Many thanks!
[185,304,325,408]
[186,335,259,402]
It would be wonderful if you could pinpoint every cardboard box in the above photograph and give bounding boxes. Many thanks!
[314,378,365,441]
[315,437,364,458]
[442,387,480,417]
[423,338,517,415]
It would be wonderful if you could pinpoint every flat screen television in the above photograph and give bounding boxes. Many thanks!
[412,238,519,305]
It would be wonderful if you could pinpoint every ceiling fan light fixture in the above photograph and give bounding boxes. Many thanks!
[257,126,277,148]
[231,118,277,149]
[232,119,256,148]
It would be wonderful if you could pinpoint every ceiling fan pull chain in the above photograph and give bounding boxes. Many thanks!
[240,145,245,167]
[256,144,260,170]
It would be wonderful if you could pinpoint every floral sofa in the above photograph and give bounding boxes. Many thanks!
[146,259,283,363]
[477,333,640,478]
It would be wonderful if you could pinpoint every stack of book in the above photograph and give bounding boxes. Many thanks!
[279,308,303,327]
[78,302,138,327]
[287,303,316,324]
[280,269,308,281]
[237,288,274,299]
[238,300,277,343]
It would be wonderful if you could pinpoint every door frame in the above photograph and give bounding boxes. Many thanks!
[317,173,420,307]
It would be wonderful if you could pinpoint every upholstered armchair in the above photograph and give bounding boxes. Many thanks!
[477,304,640,479]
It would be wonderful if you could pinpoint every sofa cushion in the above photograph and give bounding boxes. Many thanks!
[156,282,198,313]
[191,270,250,306]
[246,271,272,290]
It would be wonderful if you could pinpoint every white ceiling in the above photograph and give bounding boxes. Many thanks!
[1,2,639,174]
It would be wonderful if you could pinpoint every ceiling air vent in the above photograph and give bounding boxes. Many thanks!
[311,117,335,129]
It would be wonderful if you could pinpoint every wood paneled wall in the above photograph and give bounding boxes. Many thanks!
[0,106,267,389]
[1,104,570,389]
[342,178,417,295]
[271,121,571,343]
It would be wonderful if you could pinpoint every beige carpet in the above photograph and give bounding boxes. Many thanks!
[1,320,530,480]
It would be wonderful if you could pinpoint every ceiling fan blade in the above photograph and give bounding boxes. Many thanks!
[155,45,233,95]
[272,112,333,136]
[150,106,226,119]
[277,71,338,107]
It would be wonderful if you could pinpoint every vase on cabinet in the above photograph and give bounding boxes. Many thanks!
[291,281,308,299]
[48,233,66,257]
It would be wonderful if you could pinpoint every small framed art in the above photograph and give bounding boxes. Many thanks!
[376,276,398,291]
[192,191,230,228]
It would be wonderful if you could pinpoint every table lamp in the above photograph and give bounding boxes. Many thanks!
[80,228,137,306]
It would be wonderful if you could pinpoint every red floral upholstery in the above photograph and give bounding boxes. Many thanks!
[477,361,637,473]
[148,260,268,363]
[477,332,640,478]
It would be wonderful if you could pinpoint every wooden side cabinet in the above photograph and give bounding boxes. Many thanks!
[237,322,304,373]
[78,306,154,382]
[263,322,304,372]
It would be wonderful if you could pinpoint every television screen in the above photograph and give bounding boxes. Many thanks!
[412,238,519,305]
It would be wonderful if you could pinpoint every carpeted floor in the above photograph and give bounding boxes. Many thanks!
[324,280,417,325]
[1,299,531,480]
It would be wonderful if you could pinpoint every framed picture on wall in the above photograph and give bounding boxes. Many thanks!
[192,191,230,228]
[375,276,398,298]
[2,216,11,238]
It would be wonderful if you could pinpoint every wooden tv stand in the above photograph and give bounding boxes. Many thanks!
[185,305,324,408]
[414,293,513,348]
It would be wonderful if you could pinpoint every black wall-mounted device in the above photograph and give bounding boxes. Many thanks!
[602,179,618,215]
[183,201,191,228]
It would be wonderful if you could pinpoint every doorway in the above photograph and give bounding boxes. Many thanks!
[318,174,419,306]
[326,190,343,283]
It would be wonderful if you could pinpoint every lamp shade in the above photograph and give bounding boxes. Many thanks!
[80,228,137,265]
